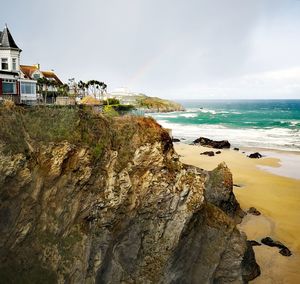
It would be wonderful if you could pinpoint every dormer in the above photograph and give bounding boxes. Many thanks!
[0,24,22,73]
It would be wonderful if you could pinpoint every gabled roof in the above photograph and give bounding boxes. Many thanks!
[20,65,39,78]
[41,71,63,85]
[20,64,63,85]
[0,25,21,51]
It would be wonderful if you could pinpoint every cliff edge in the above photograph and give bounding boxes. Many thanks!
[0,106,259,283]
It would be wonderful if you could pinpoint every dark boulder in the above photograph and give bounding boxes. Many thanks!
[216,151,221,154]
[193,137,231,149]
[172,138,181,142]
[234,147,239,151]
[249,240,261,246]
[261,237,292,257]
[279,247,292,256]
[248,152,262,159]
[200,151,215,157]
[247,207,261,216]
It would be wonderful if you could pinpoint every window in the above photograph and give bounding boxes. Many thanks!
[12,58,17,71]
[21,82,36,95]
[2,80,16,94]
[33,73,40,80]
[1,58,8,70]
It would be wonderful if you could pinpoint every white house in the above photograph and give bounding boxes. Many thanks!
[0,24,37,104]
[20,64,63,103]
[108,87,144,105]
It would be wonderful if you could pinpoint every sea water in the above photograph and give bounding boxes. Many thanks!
[150,99,300,152]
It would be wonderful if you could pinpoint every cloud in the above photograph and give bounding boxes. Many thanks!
[1,0,300,99]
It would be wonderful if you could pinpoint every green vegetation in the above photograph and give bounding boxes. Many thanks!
[137,96,184,112]
[0,106,171,168]
[103,105,119,117]
[103,103,135,117]
[103,98,120,105]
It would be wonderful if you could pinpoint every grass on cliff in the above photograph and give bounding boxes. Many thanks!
[136,96,183,111]
[0,105,172,167]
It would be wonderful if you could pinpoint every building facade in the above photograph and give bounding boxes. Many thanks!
[0,25,63,105]
[108,87,144,105]
[0,24,37,104]
[20,64,63,103]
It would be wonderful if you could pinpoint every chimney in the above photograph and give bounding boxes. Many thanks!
[34,63,40,70]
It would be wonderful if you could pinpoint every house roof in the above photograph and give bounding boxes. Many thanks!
[20,65,63,85]
[20,65,39,79]
[41,71,63,85]
[0,25,21,51]
[80,96,101,105]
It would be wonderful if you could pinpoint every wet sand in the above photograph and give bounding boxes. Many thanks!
[174,143,300,283]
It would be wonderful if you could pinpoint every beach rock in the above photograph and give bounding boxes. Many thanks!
[234,147,240,151]
[193,137,231,149]
[261,237,285,248]
[172,138,181,142]
[279,247,292,256]
[249,240,262,246]
[205,163,246,223]
[248,152,262,159]
[216,151,221,154]
[247,207,261,216]
[261,237,292,256]
[200,151,215,156]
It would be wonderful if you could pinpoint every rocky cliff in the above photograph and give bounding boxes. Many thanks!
[0,106,259,283]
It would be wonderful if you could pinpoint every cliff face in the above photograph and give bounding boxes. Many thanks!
[0,106,259,283]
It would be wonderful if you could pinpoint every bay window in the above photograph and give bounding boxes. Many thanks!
[2,80,17,94]
[21,82,36,95]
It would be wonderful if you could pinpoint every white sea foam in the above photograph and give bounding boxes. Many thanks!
[184,108,241,115]
[179,113,198,118]
[155,120,300,152]
[289,120,300,127]
[152,114,179,118]
[198,109,217,115]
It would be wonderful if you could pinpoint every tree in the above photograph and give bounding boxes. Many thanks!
[58,84,70,96]
[37,77,50,104]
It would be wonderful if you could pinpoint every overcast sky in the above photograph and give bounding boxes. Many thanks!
[1,0,300,99]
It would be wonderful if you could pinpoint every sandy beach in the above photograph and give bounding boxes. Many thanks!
[174,143,300,284]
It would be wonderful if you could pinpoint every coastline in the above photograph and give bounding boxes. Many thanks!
[174,143,300,283]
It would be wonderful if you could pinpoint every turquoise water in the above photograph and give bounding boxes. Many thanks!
[151,100,300,151]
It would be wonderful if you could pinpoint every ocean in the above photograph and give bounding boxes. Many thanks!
[150,99,300,152]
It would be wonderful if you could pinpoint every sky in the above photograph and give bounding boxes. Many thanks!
[1,0,300,99]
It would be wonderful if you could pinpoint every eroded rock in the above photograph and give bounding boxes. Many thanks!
[0,107,260,283]
[200,151,215,156]
[261,237,292,257]
[247,207,261,216]
[193,137,231,149]
[248,152,262,159]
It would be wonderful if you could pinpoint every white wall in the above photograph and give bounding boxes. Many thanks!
[0,49,21,72]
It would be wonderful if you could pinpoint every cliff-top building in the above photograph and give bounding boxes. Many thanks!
[0,24,63,104]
